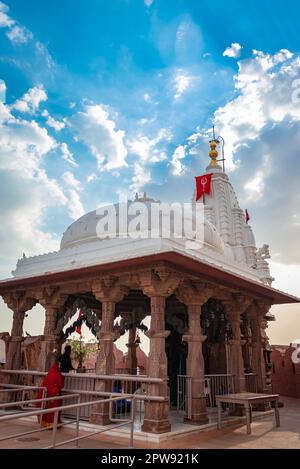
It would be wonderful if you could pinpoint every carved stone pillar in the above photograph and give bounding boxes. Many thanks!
[142,296,171,433]
[246,302,271,393]
[183,304,208,424]
[38,306,61,372]
[241,316,253,372]
[126,327,138,374]
[246,308,264,392]
[6,310,26,371]
[3,293,36,373]
[139,267,181,433]
[35,288,68,371]
[260,315,272,393]
[96,301,116,374]
[91,277,129,425]
[90,300,116,425]
[177,283,213,425]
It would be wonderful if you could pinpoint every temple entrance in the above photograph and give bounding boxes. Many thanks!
[165,295,188,408]
[165,325,187,407]
[201,298,230,375]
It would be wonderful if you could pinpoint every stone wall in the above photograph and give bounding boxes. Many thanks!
[271,345,300,398]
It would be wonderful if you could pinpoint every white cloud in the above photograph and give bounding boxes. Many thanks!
[171,145,186,175]
[63,171,82,191]
[273,49,293,62]
[0,90,68,264]
[12,85,47,114]
[203,48,300,265]
[130,162,151,192]
[0,79,6,102]
[0,113,56,177]
[6,25,32,44]
[173,70,193,100]
[144,0,154,6]
[143,93,151,102]
[128,128,171,163]
[128,128,172,191]
[0,2,14,28]
[60,142,77,167]
[175,15,204,63]
[87,173,97,183]
[0,2,32,44]
[63,171,84,220]
[244,154,270,201]
[211,49,300,168]
[223,43,242,58]
[35,41,55,71]
[69,104,128,171]
[42,110,65,131]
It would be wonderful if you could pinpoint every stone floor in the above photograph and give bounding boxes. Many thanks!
[0,397,299,449]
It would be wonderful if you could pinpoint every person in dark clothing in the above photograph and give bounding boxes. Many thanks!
[59,345,74,373]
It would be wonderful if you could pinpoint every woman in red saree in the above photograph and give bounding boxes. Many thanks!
[36,361,64,427]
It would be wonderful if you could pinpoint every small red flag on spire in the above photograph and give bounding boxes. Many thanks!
[245,209,250,224]
[195,174,213,201]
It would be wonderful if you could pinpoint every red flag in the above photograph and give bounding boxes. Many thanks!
[75,310,84,335]
[245,209,250,224]
[195,173,212,201]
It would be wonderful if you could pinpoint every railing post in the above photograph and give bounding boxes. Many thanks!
[129,396,136,448]
[75,394,81,447]
[52,410,59,449]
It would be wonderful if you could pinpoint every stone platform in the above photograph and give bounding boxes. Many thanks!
[2,398,299,449]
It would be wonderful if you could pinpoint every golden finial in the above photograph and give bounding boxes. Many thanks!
[207,125,222,168]
[209,138,220,166]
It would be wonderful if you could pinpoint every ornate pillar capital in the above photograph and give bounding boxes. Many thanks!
[2,292,37,338]
[34,287,68,310]
[224,294,252,320]
[92,276,129,303]
[2,291,37,314]
[139,267,182,298]
[176,281,213,306]
[255,300,272,318]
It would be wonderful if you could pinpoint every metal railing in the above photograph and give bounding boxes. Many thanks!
[0,392,135,448]
[177,374,235,414]
[245,373,258,393]
[0,369,166,426]
[76,368,95,374]
[0,384,167,448]
[177,375,192,419]
[0,384,47,413]
[204,374,235,407]
[0,391,80,441]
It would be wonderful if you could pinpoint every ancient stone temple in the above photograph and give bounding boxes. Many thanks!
[0,137,298,433]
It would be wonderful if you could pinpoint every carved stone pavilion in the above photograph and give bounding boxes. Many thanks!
[0,137,298,433]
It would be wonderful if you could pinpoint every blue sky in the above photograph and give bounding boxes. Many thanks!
[0,0,300,344]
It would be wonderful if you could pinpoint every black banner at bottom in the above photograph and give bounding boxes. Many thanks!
[0,448,297,466]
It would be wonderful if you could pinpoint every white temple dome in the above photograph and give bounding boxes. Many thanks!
[60,197,225,255]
